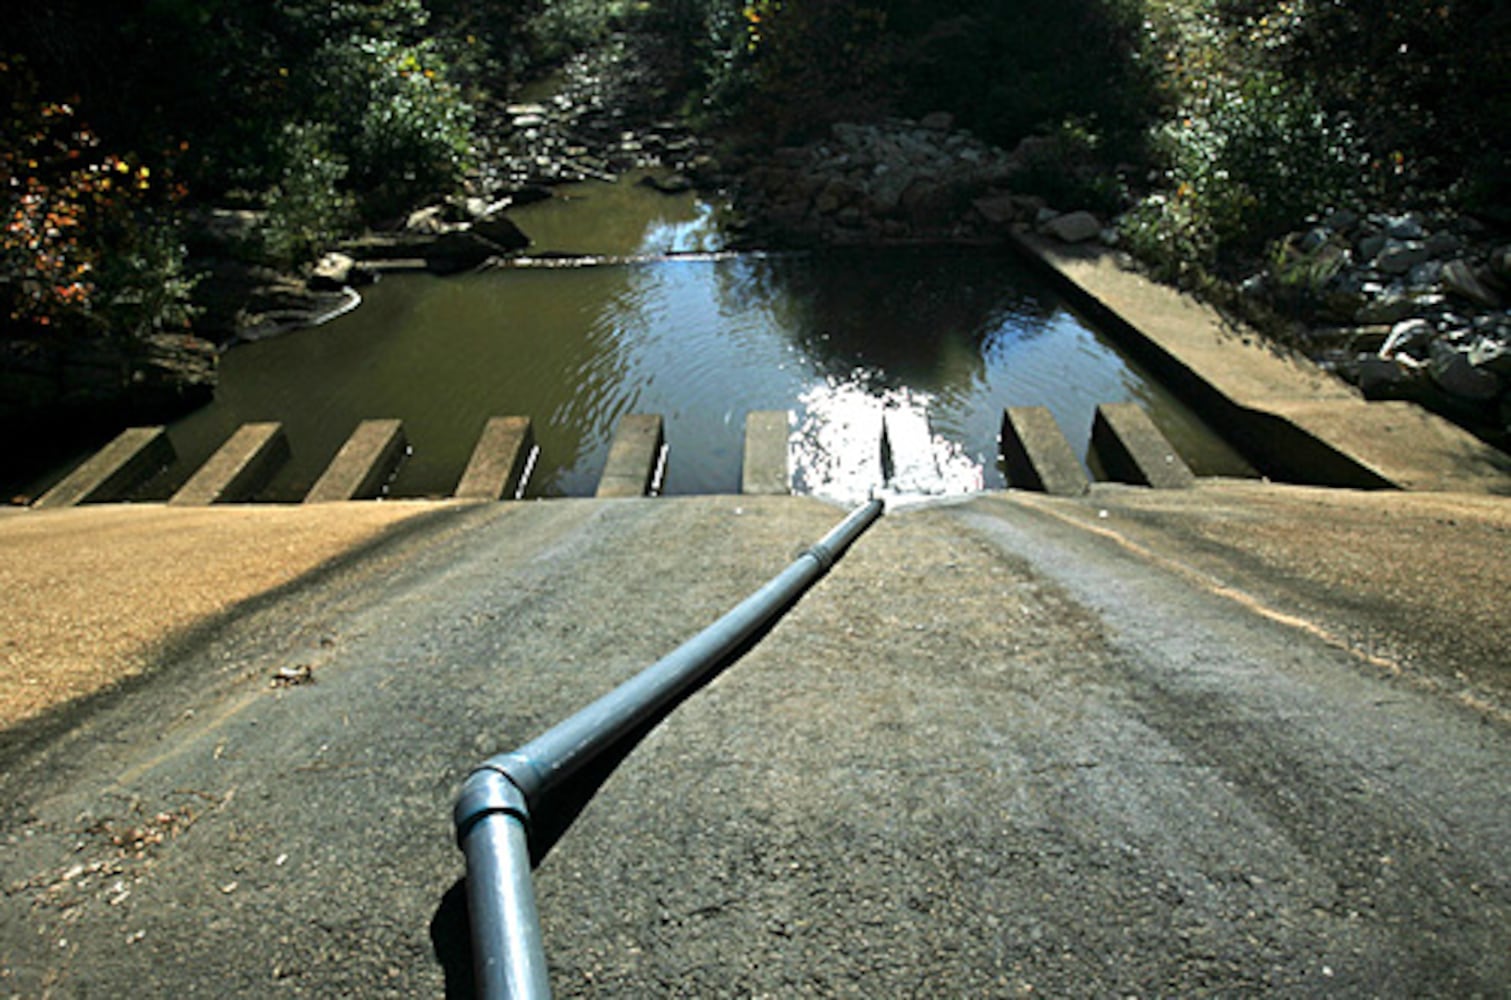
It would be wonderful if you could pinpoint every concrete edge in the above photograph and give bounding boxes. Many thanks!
[999,407,1089,496]
[1092,403,1196,489]
[170,423,291,505]
[455,416,536,500]
[305,419,409,503]
[596,414,665,498]
[32,427,175,509]
[742,410,791,495]
[1007,231,1511,494]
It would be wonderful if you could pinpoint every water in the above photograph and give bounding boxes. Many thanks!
[146,176,1251,504]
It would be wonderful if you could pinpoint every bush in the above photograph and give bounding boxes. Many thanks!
[259,122,356,269]
[524,0,634,66]
[1,57,196,342]
[313,33,475,221]
[1123,72,1359,275]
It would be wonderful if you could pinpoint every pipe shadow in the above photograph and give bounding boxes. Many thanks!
[429,612,791,996]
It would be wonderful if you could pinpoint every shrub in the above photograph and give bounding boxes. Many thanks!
[1,57,196,342]
[259,122,356,269]
[314,34,475,221]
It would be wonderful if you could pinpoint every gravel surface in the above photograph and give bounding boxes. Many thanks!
[0,502,454,733]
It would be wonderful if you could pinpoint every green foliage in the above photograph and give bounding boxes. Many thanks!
[91,213,200,340]
[1122,72,1360,275]
[888,0,1158,158]
[259,123,356,269]
[524,0,634,65]
[1011,119,1130,217]
[313,34,475,220]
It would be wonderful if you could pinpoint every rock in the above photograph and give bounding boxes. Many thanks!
[184,208,266,255]
[470,214,531,252]
[971,193,1018,226]
[1384,212,1427,240]
[1407,260,1444,288]
[1356,355,1423,399]
[425,231,510,273]
[919,111,955,131]
[1376,239,1432,275]
[1424,231,1462,257]
[1041,210,1102,244]
[508,185,554,207]
[1441,259,1505,308]
[1469,337,1511,378]
[899,179,954,227]
[638,173,693,194]
[1323,208,1360,232]
[1381,318,1434,359]
[1355,288,1419,325]
[308,252,372,291]
[1428,340,1503,401]
[1490,246,1511,284]
[404,206,452,235]
[1357,233,1388,261]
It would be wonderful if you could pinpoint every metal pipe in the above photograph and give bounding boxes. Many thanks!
[454,499,882,999]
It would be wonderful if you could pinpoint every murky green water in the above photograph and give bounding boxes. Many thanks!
[147,177,1251,503]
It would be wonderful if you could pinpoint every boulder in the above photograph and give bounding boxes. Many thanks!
[1490,246,1511,284]
[405,205,452,235]
[972,193,1018,226]
[308,252,373,291]
[1442,259,1504,308]
[1428,340,1502,401]
[1354,289,1418,325]
[424,231,510,274]
[1469,336,1511,378]
[1355,355,1423,399]
[184,208,266,256]
[1041,210,1102,244]
[471,213,531,252]
[1376,239,1432,275]
[1380,318,1434,359]
[639,173,694,195]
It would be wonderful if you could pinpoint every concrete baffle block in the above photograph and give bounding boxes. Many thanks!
[596,414,665,498]
[304,419,409,503]
[33,426,175,509]
[999,407,1088,496]
[455,416,536,500]
[170,422,290,505]
[742,410,790,495]
[1092,403,1195,489]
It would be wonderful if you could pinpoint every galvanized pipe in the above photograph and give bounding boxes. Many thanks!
[454,499,883,999]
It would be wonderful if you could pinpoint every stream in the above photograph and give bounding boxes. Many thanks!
[144,175,1252,504]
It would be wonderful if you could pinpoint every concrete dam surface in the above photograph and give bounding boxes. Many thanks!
[1,489,1506,995]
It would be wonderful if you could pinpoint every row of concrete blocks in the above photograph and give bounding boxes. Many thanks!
[1003,402,1195,496]
[32,412,793,509]
[31,402,1191,509]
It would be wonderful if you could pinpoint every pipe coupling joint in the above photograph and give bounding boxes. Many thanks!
[804,540,837,572]
[454,766,531,846]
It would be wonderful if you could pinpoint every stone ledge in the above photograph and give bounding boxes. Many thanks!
[1011,232,1511,494]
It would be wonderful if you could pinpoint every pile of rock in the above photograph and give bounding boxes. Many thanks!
[1249,209,1511,431]
[732,114,1026,244]
[475,33,716,194]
